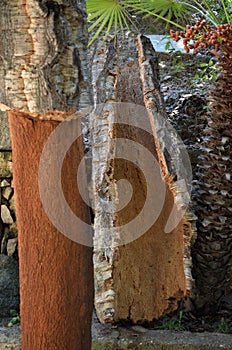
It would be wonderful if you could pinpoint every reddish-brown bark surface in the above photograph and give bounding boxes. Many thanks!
[9,110,93,350]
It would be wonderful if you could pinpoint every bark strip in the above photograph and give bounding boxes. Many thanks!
[92,33,194,323]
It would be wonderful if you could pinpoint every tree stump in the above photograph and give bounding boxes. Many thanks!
[91,33,195,323]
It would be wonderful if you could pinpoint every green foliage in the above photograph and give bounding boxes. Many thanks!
[188,0,231,26]
[197,0,232,24]
[172,53,184,72]
[86,0,191,45]
[87,0,137,46]
[159,311,185,331]
[193,59,217,83]
[161,36,181,52]
[9,309,18,317]
[128,0,190,25]
[86,0,232,45]
[217,320,229,333]
[8,316,20,327]
[7,309,20,327]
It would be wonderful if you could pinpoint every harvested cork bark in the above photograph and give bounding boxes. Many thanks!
[8,109,93,350]
[91,33,194,323]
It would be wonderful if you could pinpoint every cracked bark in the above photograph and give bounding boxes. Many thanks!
[91,33,194,323]
[0,0,92,112]
[0,1,93,349]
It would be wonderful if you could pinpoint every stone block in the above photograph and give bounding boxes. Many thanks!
[2,187,12,200]
[7,223,17,238]
[0,180,10,187]
[7,238,18,257]
[1,205,13,224]
[0,152,12,178]
[0,111,11,151]
[9,196,16,212]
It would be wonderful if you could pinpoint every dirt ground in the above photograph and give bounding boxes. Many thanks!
[1,314,232,350]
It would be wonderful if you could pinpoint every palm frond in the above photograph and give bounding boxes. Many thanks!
[126,0,190,24]
[87,0,137,46]
[221,0,232,24]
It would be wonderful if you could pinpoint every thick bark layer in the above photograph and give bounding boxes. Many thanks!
[91,34,194,323]
[0,0,92,112]
[9,110,93,349]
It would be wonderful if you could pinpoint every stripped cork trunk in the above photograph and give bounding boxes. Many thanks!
[0,1,93,348]
[9,110,93,349]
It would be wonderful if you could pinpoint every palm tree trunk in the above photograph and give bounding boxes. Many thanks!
[192,55,232,313]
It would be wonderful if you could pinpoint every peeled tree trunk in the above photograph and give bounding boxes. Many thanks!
[9,109,93,349]
[193,55,232,313]
[0,1,93,349]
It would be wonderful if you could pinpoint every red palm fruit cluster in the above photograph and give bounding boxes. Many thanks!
[170,20,232,56]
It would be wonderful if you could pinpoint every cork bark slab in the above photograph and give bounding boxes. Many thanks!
[91,34,194,323]
[8,110,93,350]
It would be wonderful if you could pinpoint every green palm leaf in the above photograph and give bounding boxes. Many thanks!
[126,0,190,23]
[87,0,137,46]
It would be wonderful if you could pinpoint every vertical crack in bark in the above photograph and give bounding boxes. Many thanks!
[91,36,120,323]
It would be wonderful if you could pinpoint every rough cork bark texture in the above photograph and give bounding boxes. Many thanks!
[0,0,92,112]
[9,110,93,350]
[91,34,194,323]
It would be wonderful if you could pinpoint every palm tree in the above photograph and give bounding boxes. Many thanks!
[170,12,232,313]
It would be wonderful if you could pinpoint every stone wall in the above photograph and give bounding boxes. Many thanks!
[0,111,17,258]
[0,111,19,318]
